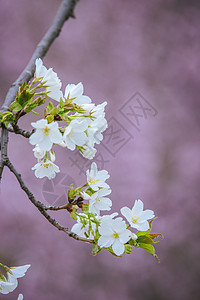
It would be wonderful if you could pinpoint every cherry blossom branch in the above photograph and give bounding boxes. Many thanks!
[0,0,79,178]
[4,157,93,244]
[1,0,79,112]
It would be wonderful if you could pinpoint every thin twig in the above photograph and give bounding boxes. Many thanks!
[5,157,93,245]
[45,203,71,211]
[9,124,35,138]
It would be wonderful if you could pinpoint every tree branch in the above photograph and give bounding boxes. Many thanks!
[0,126,8,179]
[7,124,35,139]
[0,0,79,178]
[1,0,79,112]
[4,157,93,245]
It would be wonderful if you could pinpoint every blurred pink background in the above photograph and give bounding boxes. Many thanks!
[1,0,200,299]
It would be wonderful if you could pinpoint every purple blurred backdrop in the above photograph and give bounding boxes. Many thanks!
[1,0,200,299]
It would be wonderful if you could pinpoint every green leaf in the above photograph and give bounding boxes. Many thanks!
[59,113,70,123]
[46,115,54,123]
[137,236,154,244]
[128,238,138,247]
[147,233,164,241]
[139,243,160,262]
[24,97,45,113]
[70,212,77,221]
[124,244,133,254]
[81,204,89,213]
[10,101,23,112]
[139,243,155,255]
[68,184,75,200]
[17,88,34,107]
[1,112,15,125]
[44,101,57,117]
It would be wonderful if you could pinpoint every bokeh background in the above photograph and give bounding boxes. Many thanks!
[0,0,200,299]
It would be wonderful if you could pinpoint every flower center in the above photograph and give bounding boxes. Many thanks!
[43,126,50,136]
[89,177,98,185]
[95,197,100,204]
[132,216,140,224]
[42,163,50,168]
[68,131,74,137]
[113,231,119,239]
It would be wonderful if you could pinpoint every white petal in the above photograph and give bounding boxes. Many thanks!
[120,207,132,222]
[10,264,31,278]
[112,239,125,256]
[119,230,131,244]
[137,221,150,231]
[98,236,113,248]
[139,210,155,221]
[132,199,143,215]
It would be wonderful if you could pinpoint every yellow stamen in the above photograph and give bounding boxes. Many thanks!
[43,164,50,168]
[43,127,50,135]
[113,232,119,239]
[132,216,139,224]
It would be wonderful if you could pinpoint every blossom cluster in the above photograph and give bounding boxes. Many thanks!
[29,59,107,179]
[0,263,30,298]
[71,162,156,257]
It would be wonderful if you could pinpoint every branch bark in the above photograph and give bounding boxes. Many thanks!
[5,157,93,244]
[0,0,91,245]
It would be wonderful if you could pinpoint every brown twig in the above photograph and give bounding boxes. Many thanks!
[4,157,93,244]
[4,124,35,138]
[11,124,35,138]
[0,0,92,245]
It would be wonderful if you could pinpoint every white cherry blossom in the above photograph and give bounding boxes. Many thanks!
[63,119,88,151]
[71,214,96,239]
[98,217,131,256]
[80,145,97,160]
[0,274,18,295]
[86,162,110,191]
[89,188,112,215]
[64,82,91,106]
[9,264,31,279]
[29,119,63,151]
[90,101,107,118]
[121,199,155,231]
[86,116,107,146]
[35,58,62,102]
[32,159,60,179]
[0,264,30,295]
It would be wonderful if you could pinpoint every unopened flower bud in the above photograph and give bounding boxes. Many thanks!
[33,145,45,159]
[80,191,91,201]
[131,233,138,241]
